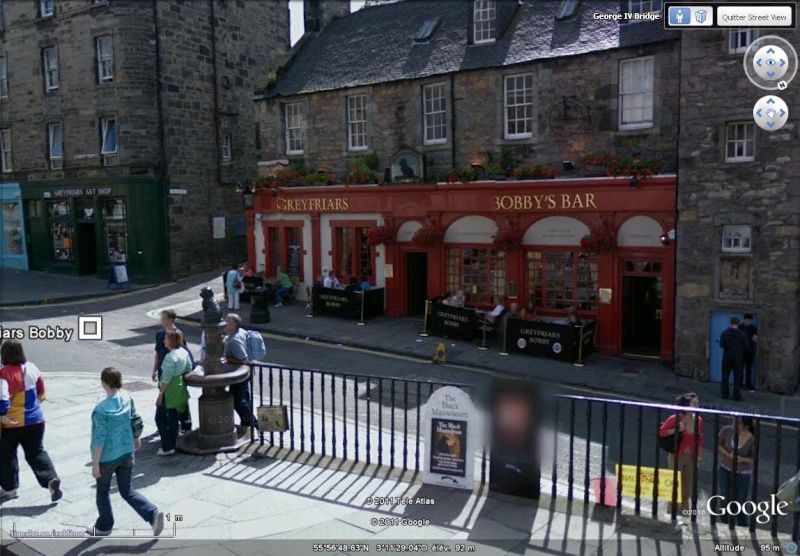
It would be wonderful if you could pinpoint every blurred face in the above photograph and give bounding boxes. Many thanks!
[160,313,174,329]
[456,290,464,298]
[744,318,751,325]
[688,396,699,408]
[510,303,519,312]
[225,316,237,334]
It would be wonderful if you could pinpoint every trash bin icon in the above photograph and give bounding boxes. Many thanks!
[695,9,707,24]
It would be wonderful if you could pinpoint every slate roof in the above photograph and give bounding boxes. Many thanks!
[262,0,679,98]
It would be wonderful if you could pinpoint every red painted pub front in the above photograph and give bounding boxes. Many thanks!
[246,176,677,363]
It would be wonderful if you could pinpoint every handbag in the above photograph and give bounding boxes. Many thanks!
[659,416,683,453]
[164,375,190,412]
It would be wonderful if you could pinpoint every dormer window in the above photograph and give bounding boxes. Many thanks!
[415,18,441,42]
[473,0,496,44]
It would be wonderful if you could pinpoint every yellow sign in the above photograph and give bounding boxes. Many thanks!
[493,193,597,211]
[433,343,447,363]
[616,464,681,504]
[276,197,349,212]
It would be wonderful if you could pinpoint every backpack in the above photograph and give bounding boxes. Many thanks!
[245,330,266,362]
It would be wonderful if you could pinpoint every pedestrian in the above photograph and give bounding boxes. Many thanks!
[658,392,703,519]
[152,309,194,433]
[154,331,192,456]
[719,316,750,401]
[273,264,293,307]
[740,314,758,392]
[223,314,258,428]
[87,367,164,537]
[716,416,756,527]
[225,264,243,310]
[0,340,62,502]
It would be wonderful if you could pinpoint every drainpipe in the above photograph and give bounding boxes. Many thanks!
[152,0,170,279]
[450,73,457,169]
[209,0,222,269]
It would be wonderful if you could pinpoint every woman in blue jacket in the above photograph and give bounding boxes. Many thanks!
[87,367,164,537]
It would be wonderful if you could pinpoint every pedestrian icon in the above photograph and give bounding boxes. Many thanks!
[668,7,692,26]
[695,9,707,24]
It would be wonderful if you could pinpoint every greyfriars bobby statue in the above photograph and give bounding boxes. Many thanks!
[200,286,223,327]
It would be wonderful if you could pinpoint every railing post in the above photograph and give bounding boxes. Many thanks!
[573,324,585,368]
[419,299,430,337]
[478,319,489,351]
[357,291,366,326]
[498,316,509,356]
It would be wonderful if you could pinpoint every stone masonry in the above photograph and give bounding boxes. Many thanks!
[675,29,800,394]
[0,0,289,279]
[256,40,680,182]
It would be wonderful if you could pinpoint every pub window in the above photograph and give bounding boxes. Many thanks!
[103,199,127,263]
[334,226,373,280]
[504,74,533,139]
[263,224,304,278]
[444,247,506,305]
[721,225,752,253]
[526,250,598,312]
[2,202,23,255]
[422,83,447,145]
[49,200,73,261]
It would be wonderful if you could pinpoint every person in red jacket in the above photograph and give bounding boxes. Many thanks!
[659,392,703,518]
[0,340,62,501]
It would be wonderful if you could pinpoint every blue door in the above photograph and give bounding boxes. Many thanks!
[709,311,757,383]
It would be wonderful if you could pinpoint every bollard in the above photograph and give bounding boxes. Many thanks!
[478,319,489,351]
[419,299,430,337]
[573,324,586,367]
[250,287,271,324]
[499,317,509,356]
[357,290,366,326]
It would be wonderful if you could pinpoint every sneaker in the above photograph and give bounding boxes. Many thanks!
[48,478,62,502]
[152,510,165,536]
[85,527,112,537]
[0,488,18,500]
[274,303,282,308]
[156,449,176,456]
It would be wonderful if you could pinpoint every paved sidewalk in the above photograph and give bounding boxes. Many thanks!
[2,375,787,556]
[179,289,800,419]
[0,268,155,306]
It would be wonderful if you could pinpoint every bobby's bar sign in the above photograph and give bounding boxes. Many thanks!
[493,193,597,211]
[276,197,349,212]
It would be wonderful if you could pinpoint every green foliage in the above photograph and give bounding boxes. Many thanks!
[350,153,380,172]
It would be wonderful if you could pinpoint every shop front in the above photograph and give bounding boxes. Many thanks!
[0,182,28,270]
[21,178,168,283]
[249,177,676,362]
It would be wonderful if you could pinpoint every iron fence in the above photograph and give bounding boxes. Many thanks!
[248,364,800,539]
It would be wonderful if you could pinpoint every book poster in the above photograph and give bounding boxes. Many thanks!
[430,418,467,477]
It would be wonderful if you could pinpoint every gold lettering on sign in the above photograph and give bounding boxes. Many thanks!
[492,194,597,212]
[274,197,350,212]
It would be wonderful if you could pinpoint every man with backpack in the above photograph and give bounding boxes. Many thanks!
[222,314,260,429]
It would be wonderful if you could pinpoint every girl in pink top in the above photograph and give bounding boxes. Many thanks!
[659,392,703,517]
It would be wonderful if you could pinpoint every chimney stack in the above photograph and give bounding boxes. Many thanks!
[303,0,350,34]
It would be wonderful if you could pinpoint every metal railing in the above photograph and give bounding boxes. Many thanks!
[248,364,800,539]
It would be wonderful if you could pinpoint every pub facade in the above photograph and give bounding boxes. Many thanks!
[248,176,677,362]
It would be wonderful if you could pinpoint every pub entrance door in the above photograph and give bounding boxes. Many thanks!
[405,251,428,316]
[621,260,663,357]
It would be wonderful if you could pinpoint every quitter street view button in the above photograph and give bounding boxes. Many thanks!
[717,5,794,26]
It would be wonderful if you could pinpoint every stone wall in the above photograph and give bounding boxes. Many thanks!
[676,29,800,394]
[256,39,680,181]
[157,0,289,278]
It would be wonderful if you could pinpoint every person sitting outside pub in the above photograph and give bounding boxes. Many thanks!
[520,300,538,321]
[313,274,324,288]
[359,275,371,291]
[486,296,505,325]
[567,311,582,326]
[273,265,294,308]
[507,302,522,319]
[445,289,466,308]
[324,270,341,289]
[344,277,360,293]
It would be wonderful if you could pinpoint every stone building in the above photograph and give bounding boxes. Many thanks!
[0,0,289,281]
[249,0,684,364]
[675,27,800,394]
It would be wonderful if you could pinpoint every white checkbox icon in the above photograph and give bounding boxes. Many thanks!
[77,316,103,340]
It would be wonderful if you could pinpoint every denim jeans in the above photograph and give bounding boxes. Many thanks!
[230,381,257,427]
[274,286,289,305]
[154,405,180,451]
[94,456,157,532]
[718,466,751,527]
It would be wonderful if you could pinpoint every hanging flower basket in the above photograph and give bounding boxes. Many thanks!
[412,224,446,248]
[365,225,395,247]
[582,154,618,177]
[512,164,557,180]
[580,220,617,254]
[491,226,524,252]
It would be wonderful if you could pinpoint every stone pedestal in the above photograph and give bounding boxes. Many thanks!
[177,287,253,455]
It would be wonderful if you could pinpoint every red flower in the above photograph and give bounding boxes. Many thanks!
[580,220,617,254]
[365,225,395,247]
[491,226,524,251]
[412,224,446,248]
